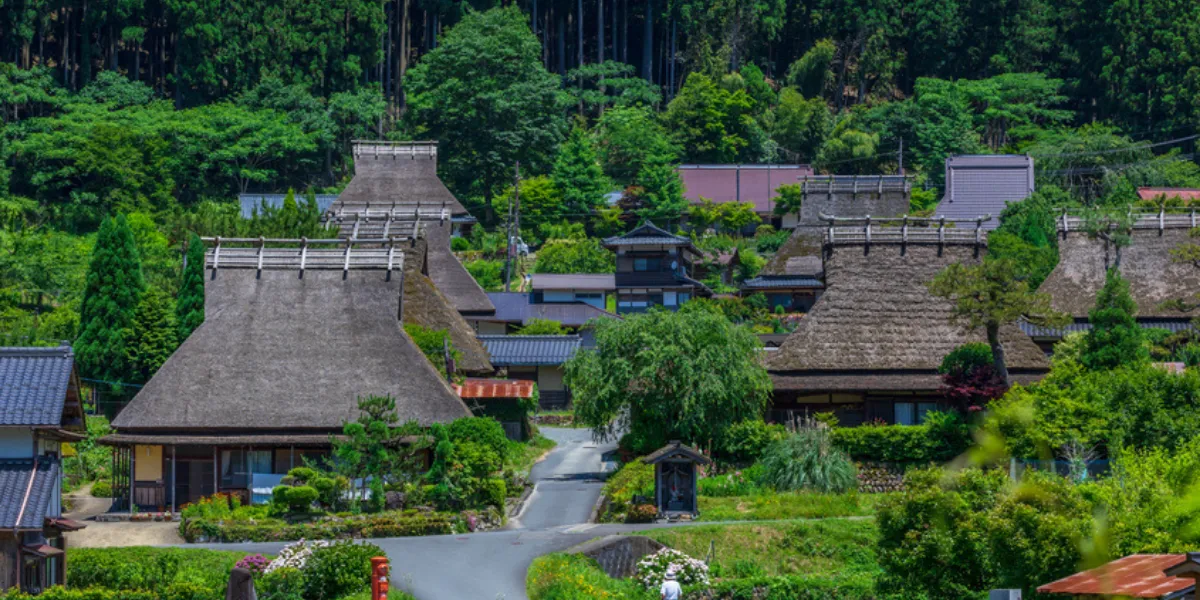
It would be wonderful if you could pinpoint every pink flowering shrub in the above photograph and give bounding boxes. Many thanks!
[234,553,270,575]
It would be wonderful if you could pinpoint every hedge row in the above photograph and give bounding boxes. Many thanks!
[686,574,877,600]
[830,416,970,464]
[66,547,249,595]
[181,509,456,543]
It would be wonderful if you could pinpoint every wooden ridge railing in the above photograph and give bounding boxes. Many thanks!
[352,140,437,158]
[202,236,407,279]
[819,214,991,247]
[1058,208,1199,232]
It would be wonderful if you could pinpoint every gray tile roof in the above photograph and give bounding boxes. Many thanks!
[239,194,340,219]
[0,346,74,427]
[479,335,583,366]
[741,276,824,290]
[530,273,616,291]
[937,154,1034,229]
[603,222,692,247]
[1019,318,1195,338]
[485,293,619,327]
[0,458,59,530]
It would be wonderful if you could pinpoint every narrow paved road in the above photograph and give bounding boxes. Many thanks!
[195,427,622,600]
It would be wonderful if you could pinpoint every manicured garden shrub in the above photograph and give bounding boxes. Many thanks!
[181,509,456,543]
[283,486,319,511]
[830,412,970,464]
[716,420,787,463]
[686,573,877,600]
[448,416,510,459]
[760,428,857,494]
[625,503,658,523]
[257,567,306,600]
[67,547,252,594]
[1,588,158,600]
[302,541,385,600]
[482,478,507,507]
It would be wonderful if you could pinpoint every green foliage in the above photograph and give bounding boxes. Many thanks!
[527,553,652,600]
[402,324,460,375]
[716,420,788,463]
[66,547,252,596]
[786,40,837,99]
[90,480,112,498]
[1083,268,1148,370]
[566,309,772,453]
[939,342,994,375]
[551,126,611,217]
[332,395,426,512]
[515,319,569,335]
[772,183,803,217]
[598,460,655,523]
[282,486,319,511]
[405,6,567,207]
[564,61,663,116]
[772,88,832,161]
[176,233,204,340]
[759,428,857,494]
[463,259,505,291]
[496,176,565,238]
[663,72,758,164]
[593,106,678,186]
[302,541,384,600]
[533,237,615,274]
[124,287,178,383]
[831,414,971,463]
[448,416,510,462]
[180,507,457,543]
[75,214,145,383]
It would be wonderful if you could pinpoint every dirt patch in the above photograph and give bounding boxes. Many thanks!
[65,521,184,548]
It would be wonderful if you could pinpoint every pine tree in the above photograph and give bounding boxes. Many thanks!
[176,232,205,340]
[126,287,179,383]
[1083,268,1148,370]
[551,126,610,215]
[75,214,145,383]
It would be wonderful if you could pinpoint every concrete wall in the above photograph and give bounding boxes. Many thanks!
[134,445,163,480]
[537,366,565,391]
[572,536,667,579]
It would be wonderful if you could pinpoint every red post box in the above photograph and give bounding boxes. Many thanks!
[370,556,390,599]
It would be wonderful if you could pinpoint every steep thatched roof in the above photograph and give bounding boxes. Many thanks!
[112,258,472,432]
[333,142,467,215]
[762,228,823,275]
[1039,215,1200,319]
[767,230,1048,391]
[402,237,494,374]
[423,219,495,315]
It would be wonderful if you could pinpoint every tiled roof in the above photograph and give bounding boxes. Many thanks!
[485,293,620,327]
[530,273,616,291]
[678,164,814,214]
[239,194,340,218]
[479,335,583,366]
[603,222,692,247]
[742,276,824,290]
[0,458,60,530]
[1037,554,1192,598]
[937,154,1034,229]
[453,378,536,399]
[0,345,74,426]
[1138,187,1200,202]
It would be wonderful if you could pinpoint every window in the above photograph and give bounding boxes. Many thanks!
[633,258,661,272]
[894,403,915,426]
[220,449,272,488]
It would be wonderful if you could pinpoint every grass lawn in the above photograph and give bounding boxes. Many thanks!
[697,491,890,521]
[342,590,417,600]
[505,433,557,474]
[638,518,880,580]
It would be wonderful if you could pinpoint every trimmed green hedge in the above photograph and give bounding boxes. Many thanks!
[830,414,970,464]
[67,547,250,595]
[688,574,877,600]
[181,509,456,543]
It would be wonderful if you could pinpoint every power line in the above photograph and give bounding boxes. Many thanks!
[1029,134,1200,159]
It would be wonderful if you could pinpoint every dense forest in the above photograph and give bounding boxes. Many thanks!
[2,1,1199,371]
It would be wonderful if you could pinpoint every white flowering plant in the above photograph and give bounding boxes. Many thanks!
[263,539,331,573]
[635,548,710,589]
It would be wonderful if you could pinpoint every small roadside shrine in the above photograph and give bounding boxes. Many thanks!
[642,441,711,518]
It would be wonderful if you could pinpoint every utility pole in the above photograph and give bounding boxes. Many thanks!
[505,161,521,292]
[898,137,905,176]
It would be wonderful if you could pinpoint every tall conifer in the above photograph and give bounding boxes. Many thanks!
[552,126,610,215]
[1083,268,1148,370]
[76,214,145,383]
[176,232,205,339]
[126,287,179,382]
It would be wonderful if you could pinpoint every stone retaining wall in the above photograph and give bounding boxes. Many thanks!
[570,535,666,579]
[856,461,907,493]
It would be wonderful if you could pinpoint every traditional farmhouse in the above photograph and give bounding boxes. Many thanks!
[472,291,619,341]
[320,141,495,374]
[1038,553,1200,599]
[741,254,824,312]
[936,154,1035,229]
[453,379,536,441]
[1028,210,1200,350]
[104,237,472,511]
[765,216,1049,426]
[603,222,711,314]
[0,344,86,593]
[678,164,814,227]
[478,335,583,410]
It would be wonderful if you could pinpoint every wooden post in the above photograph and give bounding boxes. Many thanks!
[290,446,295,471]
[129,446,135,511]
[213,447,218,495]
[170,445,176,514]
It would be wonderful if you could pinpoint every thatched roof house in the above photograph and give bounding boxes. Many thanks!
[766,217,1048,426]
[401,234,493,373]
[106,238,472,510]
[1030,211,1200,346]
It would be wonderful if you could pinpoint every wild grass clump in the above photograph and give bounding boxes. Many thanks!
[759,427,857,494]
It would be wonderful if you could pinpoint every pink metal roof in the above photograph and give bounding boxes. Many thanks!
[678,165,814,214]
[1037,554,1191,598]
[1137,187,1200,201]
[453,378,536,399]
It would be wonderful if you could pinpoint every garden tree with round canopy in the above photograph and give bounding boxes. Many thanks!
[564,306,771,454]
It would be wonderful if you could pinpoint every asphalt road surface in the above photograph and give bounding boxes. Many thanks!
[195,426,623,600]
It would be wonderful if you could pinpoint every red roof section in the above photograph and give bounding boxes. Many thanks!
[453,378,535,399]
[1038,554,1191,598]
[1137,187,1200,201]
[678,165,814,214]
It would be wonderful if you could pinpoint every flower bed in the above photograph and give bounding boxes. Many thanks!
[180,508,474,543]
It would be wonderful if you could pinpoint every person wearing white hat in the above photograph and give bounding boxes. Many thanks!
[660,568,682,600]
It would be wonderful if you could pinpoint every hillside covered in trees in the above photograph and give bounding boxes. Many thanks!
[2,1,1200,362]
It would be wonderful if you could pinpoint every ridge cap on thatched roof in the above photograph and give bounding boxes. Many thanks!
[1056,208,1200,233]
[818,214,992,247]
[203,237,407,276]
